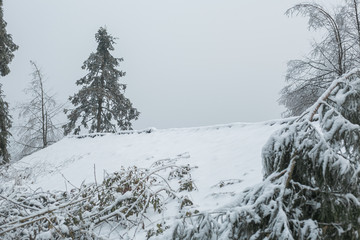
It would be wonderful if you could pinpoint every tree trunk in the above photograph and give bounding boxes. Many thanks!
[96,62,105,133]
[32,61,47,148]
[353,0,360,52]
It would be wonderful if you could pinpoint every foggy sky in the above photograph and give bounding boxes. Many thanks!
[2,0,342,129]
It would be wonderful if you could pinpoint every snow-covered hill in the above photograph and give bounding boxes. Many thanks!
[4,120,287,212]
[3,71,360,240]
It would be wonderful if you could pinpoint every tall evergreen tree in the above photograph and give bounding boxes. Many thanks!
[0,86,10,164]
[0,0,18,77]
[63,27,139,135]
[0,0,17,164]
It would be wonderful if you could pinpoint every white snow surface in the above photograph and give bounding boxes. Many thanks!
[6,120,286,211]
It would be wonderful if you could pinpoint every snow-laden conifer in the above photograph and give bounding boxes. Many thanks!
[0,155,197,239]
[0,0,18,165]
[171,69,360,239]
[0,0,18,77]
[63,27,139,135]
[0,85,11,165]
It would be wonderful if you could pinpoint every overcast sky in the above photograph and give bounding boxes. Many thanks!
[2,0,342,129]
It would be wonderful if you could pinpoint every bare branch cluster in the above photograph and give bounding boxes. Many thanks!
[0,155,197,239]
[13,61,63,160]
[280,1,360,116]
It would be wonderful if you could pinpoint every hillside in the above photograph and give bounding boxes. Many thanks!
[0,120,288,239]
[5,121,286,208]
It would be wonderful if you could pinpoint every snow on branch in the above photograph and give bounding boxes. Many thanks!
[170,68,360,239]
[0,154,197,239]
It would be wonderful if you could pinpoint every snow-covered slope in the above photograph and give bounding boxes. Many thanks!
[5,120,287,212]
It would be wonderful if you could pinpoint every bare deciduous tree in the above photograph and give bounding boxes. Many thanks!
[15,61,62,159]
[279,1,360,116]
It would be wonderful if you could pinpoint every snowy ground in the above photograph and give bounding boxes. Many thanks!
[4,120,287,214]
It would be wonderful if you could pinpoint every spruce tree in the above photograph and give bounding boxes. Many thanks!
[63,27,139,135]
[0,0,18,77]
[0,86,10,164]
[0,0,17,165]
